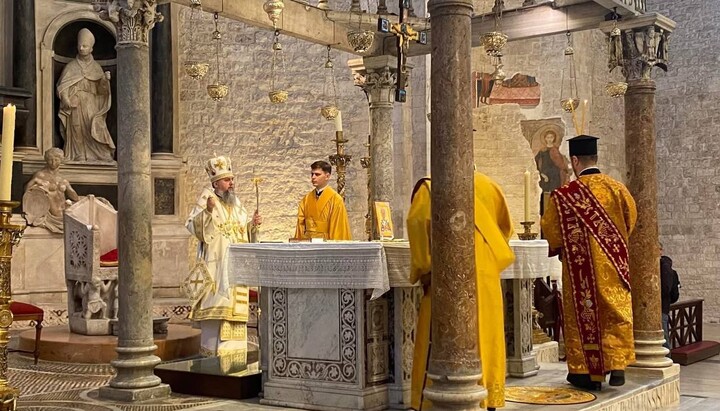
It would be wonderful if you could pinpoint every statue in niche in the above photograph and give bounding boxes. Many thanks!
[57,28,115,163]
[533,130,569,193]
[23,148,79,233]
[79,279,113,319]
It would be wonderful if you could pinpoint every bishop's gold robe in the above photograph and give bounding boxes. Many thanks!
[407,173,515,410]
[541,172,637,377]
[295,186,351,240]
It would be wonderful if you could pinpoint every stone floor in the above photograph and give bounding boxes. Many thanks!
[9,324,720,411]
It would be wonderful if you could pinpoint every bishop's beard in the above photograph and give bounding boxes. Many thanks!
[217,188,236,206]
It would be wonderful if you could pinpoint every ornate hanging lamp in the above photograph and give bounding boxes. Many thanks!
[480,0,508,58]
[559,31,579,112]
[268,30,289,104]
[207,12,229,101]
[263,0,284,29]
[346,9,374,53]
[320,46,340,120]
[606,10,627,98]
[184,0,210,80]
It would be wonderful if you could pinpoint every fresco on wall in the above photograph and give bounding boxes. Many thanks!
[472,72,541,108]
[521,119,570,216]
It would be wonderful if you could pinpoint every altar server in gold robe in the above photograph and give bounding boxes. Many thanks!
[186,156,262,359]
[294,160,351,240]
[541,135,637,390]
[408,171,515,411]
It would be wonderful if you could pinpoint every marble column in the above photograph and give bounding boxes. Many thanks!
[151,2,173,155]
[12,0,36,149]
[95,1,170,401]
[350,56,397,240]
[424,0,486,409]
[606,15,675,369]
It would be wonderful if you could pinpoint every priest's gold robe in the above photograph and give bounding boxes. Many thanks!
[408,173,515,410]
[541,173,637,376]
[295,186,351,240]
[187,188,255,357]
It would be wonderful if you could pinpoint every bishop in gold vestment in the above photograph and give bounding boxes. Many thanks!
[408,172,515,410]
[294,161,351,240]
[186,156,261,360]
[541,135,637,389]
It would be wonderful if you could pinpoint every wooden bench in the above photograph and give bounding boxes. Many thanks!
[668,298,720,365]
[9,301,44,364]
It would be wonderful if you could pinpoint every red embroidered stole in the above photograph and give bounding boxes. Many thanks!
[552,180,630,379]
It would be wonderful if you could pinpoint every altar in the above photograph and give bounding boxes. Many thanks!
[227,241,421,411]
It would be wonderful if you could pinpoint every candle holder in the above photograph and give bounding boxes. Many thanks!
[0,200,26,410]
[328,131,352,199]
[518,221,538,240]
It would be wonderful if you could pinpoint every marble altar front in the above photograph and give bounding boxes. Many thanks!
[227,242,420,411]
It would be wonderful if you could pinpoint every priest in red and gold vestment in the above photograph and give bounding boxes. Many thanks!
[408,172,514,410]
[541,135,637,390]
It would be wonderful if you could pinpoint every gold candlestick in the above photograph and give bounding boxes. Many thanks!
[250,168,263,243]
[329,130,352,199]
[360,136,372,241]
[0,200,26,411]
[518,221,538,240]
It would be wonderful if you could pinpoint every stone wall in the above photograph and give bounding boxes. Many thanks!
[648,0,720,322]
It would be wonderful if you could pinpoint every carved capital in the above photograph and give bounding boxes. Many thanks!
[601,13,675,83]
[94,0,164,46]
[362,67,397,106]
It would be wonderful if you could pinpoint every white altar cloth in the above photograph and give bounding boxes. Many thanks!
[501,239,558,280]
[226,242,390,300]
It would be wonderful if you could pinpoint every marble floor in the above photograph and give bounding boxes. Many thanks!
[8,323,720,410]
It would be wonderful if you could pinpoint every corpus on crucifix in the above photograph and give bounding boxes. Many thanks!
[378,0,427,102]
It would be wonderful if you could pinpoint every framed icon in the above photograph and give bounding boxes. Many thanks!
[374,201,394,240]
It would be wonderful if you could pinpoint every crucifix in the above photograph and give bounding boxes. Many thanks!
[378,0,427,102]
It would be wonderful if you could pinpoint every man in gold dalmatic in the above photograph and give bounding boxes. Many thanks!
[408,171,515,411]
[186,156,262,359]
[541,135,637,390]
[295,160,351,240]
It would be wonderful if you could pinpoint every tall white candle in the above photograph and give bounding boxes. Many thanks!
[523,169,531,222]
[334,110,343,132]
[0,104,16,201]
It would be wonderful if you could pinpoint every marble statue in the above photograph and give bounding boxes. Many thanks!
[57,28,115,163]
[23,148,79,233]
[80,279,113,319]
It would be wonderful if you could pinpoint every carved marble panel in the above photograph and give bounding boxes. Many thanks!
[271,288,358,384]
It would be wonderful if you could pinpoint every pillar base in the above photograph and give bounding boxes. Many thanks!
[507,356,539,378]
[631,334,673,368]
[424,372,485,410]
[98,383,171,402]
[107,344,164,389]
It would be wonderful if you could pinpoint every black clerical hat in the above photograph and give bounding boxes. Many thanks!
[569,135,599,156]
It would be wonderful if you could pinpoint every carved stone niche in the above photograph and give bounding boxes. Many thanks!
[64,195,118,335]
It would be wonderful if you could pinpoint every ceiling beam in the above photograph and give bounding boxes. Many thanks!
[169,0,356,53]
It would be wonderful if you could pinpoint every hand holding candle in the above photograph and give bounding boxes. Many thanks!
[0,104,16,201]
[334,110,343,132]
[523,169,531,222]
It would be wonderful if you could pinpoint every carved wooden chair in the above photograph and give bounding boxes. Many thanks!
[9,301,44,364]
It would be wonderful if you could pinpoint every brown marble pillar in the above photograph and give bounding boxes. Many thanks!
[425,0,485,408]
[95,0,170,401]
[609,15,675,369]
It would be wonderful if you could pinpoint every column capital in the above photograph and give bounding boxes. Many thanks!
[600,13,676,83]
[94,0,164,46]
[349,56,413,107]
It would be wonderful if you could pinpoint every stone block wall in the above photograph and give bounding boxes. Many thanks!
[648,0,720,322]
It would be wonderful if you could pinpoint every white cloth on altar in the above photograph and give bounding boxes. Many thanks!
[227,242,390,300]
[500,239,559,280]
